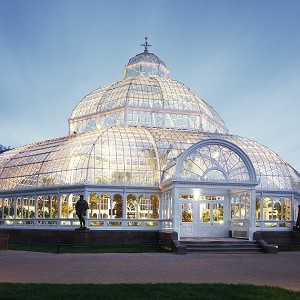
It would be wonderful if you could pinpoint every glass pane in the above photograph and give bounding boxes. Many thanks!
[256,197,261,220]
[199,203,210,223]
[213,203,224,223]
[273,199,282,220]
[263,197,272,220]
[113,194,123,219]
[100,193,110,218]
[127,194,137,219]
[50,195,57,219]
[150,194,160,219]
[89,193,99,218]
[10,198,15,219]
[181,202,193,222]
[283,198,291,221]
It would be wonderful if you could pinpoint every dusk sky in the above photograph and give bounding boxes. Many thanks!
[1,0,300,171]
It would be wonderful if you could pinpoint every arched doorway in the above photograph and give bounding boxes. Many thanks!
[173,139,258,238]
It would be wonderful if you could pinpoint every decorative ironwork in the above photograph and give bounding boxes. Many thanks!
[141,36,151,53]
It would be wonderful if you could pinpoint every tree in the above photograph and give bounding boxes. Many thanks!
[0,144,11,154]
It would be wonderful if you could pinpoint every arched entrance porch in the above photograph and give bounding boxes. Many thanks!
[162,139,259,240]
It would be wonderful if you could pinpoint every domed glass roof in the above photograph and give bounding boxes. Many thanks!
[123,51,169,78]
[0,127,299,191]
[69,46,228,135]
[0,40,299,192]
[124,37,169,79]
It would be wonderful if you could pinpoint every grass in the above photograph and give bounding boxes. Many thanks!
[4,244,300,299]
[8,242,164,253]
[0,283,299,300]
[278,244,300,252]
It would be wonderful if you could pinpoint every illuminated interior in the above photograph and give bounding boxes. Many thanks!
[0,39,299,237]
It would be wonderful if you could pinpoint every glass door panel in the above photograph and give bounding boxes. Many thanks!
[212,203,224,223]
[181,202,193,222]
[199,203,210,223]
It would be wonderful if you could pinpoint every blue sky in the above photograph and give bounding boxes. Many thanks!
[0,0,300,171]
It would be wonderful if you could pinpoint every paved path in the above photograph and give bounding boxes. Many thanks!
[1,251,300,291]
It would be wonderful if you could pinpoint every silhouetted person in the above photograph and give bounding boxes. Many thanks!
[75,195,89,229]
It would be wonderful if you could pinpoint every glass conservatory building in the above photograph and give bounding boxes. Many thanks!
[0,41,299,240]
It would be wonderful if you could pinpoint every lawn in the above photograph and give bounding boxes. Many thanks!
[0,283,299,300]
[8,242,164,253]
[4,244,300,299]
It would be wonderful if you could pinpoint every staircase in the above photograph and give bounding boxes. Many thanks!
[180,237,263,254]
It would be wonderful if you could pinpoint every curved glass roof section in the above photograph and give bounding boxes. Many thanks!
[69,51,228,135]
[0,126,299,191]
[0,127,159,189]
[123,52,169,78]
[151,130,300,191]
[179,144,251,182]
[1,43,299,193]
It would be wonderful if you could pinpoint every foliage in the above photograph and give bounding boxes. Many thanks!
[150,195,159,219]
[182,211,192,222]
[0,144,11,154]
[113,194,123,218]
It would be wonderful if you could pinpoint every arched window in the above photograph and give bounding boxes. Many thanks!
[60,194,68,218]
[89,193,100,218]
[60,194,76,218]
[28,197,35,219]
[234,196,240,218]
[37,196,43,218]
[138,194,149,218]
[51,195,58,219]
[127,194,137,219]
[1,198,13,219]
[283,198,291,221]
[100,193,110,218]
[273,198,282,220]
[44,195,51,218]
[263,197,273,220]
[178,142,253,182]
[150,194,160,219]
[113,194,122,219]
[263,197,272,220]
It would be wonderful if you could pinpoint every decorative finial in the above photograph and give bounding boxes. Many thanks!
[141,37,151,53]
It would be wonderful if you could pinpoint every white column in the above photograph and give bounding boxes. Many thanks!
[172,185,180,239]
[248,188,256,241]
[57,189,61,227]
[123,188,127,224]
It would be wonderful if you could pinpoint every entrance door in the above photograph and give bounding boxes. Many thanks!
[180,197,229,237]
[198,201,227,237]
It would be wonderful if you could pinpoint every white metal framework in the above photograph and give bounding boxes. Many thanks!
[0,41,299,237]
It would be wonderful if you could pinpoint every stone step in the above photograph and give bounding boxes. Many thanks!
[187,247,263,252]
[182,243,260,248]
[180,240,263,253]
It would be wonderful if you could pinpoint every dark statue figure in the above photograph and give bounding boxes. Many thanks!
[293,205,300,231]
[75,195,89,230]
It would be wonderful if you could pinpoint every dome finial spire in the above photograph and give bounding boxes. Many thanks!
[141,36,151,53]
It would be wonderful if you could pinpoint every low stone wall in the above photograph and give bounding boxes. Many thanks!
[158,230,178,251]
[253,231,300,245]
[291,231,300,245]
[256,239,278,254]
[0,228,160,247]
